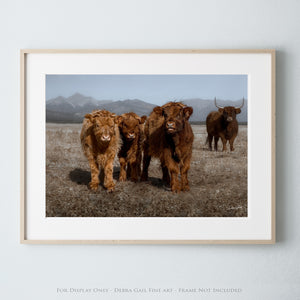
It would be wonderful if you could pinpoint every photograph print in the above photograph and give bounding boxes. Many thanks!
[46,74,248,218]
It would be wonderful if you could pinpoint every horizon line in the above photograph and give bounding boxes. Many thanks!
[46,92,248,103]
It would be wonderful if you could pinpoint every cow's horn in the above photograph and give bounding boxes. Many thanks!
[214,97,224,109]
[235,97,245,109]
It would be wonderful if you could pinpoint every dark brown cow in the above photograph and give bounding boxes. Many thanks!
[117,112,147,182]
[206,98,244,151]
[141,102,194,193]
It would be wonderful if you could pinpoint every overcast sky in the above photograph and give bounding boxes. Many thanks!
[46,74,247,105]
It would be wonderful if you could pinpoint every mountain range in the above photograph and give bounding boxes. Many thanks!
[46,93,247,123]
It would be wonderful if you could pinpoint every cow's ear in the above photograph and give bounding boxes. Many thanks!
[84,114,94,122]
[115,115,123,125]
[153,106,163,115]
[134,115,142,122]
[140,115,147,124]
[218,108,224,113]
[183,106,193,120]
[235,108,241,114]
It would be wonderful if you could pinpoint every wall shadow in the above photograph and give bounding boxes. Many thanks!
[275,49,287,244]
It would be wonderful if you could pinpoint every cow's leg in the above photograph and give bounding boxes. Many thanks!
[229,134,237,151]
[219,134,227,152]
[170,166,180,193]
[126,163,131,179]
[129,161,138,182]
[136,151,142,179]
[161,163,170,186]
[83,146,100,190]
[141,143,151,181]
[88,158,100,191]
[128,154,138,182]
[214,136,219,151]
[207,134,213,151]
[104,157,115,192]
[180,154,192,191]
[164,149,180,193]
[119,157,127,182]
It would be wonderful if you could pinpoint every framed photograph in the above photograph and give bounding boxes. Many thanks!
[20,49,275,244]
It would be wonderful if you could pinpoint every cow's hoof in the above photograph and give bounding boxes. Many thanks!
[162,177,171,186]
[141,174,148,181]
[171,185,181,193]
[105,182,115,193]
[131,177,138,183]
[181,185,190,192]
[119,176,126,182]
[89,182,99,191]
[105,185,115,193]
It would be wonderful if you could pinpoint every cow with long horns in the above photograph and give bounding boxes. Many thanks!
[206,98,244,152]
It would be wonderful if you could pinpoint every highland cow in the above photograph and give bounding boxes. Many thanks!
[141,102,194,193]
[117,112,147,182]
[206,98,244,151]
[80,110,121,192]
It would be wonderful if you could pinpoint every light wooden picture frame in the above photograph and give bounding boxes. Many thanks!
[20,49,275,244]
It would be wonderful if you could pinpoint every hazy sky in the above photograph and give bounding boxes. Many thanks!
[46,74,247,105]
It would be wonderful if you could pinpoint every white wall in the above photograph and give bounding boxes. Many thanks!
[1,0,299,299]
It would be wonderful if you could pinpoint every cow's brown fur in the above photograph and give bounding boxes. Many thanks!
[117,112,147,182]
[206,106,241,151]
[141,102,194,193]
[80,110,121,192]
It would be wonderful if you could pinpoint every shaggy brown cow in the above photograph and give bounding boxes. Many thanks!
[117,112,147,182]
[80,110,121,192]
[206,98,244,151]
[141,102,194,193]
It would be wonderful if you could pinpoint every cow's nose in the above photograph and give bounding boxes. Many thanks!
[128,133,135,138]
[102,135,110,141]
[167,122,175,128]
[227,117,233,122]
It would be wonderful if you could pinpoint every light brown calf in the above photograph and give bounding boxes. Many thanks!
[80,110,121,192]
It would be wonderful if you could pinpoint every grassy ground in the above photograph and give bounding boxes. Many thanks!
[46,123,247,217]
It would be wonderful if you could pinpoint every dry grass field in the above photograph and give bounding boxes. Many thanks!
[46,123,247,217]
